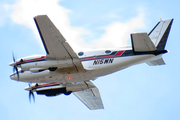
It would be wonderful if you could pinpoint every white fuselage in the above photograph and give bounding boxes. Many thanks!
[10,47,157,84]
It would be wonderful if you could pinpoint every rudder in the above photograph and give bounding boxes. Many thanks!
[148,19,173,50]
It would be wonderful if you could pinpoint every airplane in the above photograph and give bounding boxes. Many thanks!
[9,15,173,110]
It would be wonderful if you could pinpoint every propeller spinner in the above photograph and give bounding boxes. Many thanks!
[11,53,20,80]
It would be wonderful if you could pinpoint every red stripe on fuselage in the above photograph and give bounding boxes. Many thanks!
[80,50,125,61]
[17,51,125,64]
[115,51,124,56]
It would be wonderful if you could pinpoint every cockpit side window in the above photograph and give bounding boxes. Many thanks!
[105,50,111,54]
[78,52,84,56]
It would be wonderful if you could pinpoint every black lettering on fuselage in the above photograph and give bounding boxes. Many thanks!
[109,58,114,63]
[93,60,98,65]
[104,59,109,64]
[100,59,104,64]
[93,58,114,65]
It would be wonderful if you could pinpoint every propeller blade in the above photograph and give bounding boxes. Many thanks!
[29,91,31,102]
[12,52,19,80]
[29,91,35,103]
[15,67,19,80]
[31,91,35,102]
[12,52,16,62]
[28,84,35,103]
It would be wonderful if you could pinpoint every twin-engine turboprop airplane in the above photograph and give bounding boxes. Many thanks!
[9,15,173,110]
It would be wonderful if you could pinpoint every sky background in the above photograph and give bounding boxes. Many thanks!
[0,0,179,120]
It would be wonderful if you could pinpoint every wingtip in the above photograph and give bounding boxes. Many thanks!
[34,15,48,18]
[160,18,174,22]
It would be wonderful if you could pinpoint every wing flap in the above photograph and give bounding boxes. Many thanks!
[73,86,104,110]
[131,32,156,52]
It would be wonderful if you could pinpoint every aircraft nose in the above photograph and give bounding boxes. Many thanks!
[24,86,31,91]
[9,62,15,66]
[10,73,18,80]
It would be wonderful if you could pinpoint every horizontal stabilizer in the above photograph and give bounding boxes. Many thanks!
[146,56,165,66]
[131,32,156,52]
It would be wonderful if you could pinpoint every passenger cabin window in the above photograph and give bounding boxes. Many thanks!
[105,50,111,54]
[78,52,84,56]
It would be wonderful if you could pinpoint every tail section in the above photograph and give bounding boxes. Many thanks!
[145,19,173,66]
[148,19,173,50]
[130,19,173,66]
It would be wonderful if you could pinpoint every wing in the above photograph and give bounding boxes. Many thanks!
[73,86,104,110]
[34,15,85,72]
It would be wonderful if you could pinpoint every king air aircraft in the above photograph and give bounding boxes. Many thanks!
[10,15,173,110]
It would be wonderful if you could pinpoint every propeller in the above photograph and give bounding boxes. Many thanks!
[29,90,35,103]
[28,84,35,103]
[12,52,19,80]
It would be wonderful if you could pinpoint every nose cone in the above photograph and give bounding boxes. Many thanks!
[25,84,35,91]
[9,62,15,66]
[10,73,18,80]
[24,86,31,91]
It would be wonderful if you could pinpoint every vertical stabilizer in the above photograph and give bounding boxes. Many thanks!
[148,19,173,50]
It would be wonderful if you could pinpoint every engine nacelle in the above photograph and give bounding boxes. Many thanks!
[21,59,75,71]
[18,55,81,71]
[35,81,96,97]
